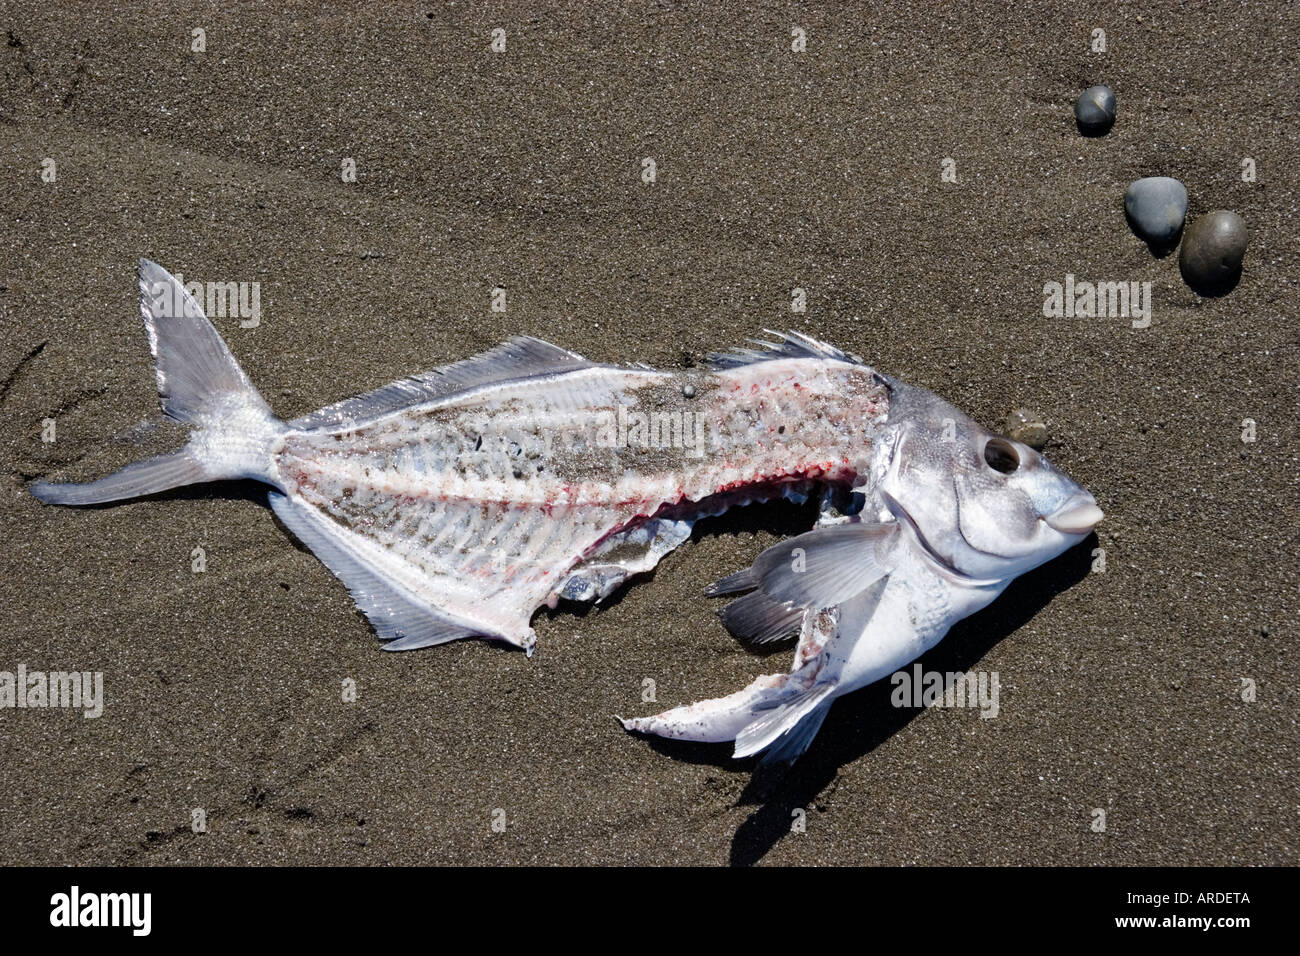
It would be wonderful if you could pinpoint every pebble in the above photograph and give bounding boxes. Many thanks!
[1124,177,1188,248]
[1074,85,1116,135]
[1003,408,1048,450]
[1179,210,1248,295]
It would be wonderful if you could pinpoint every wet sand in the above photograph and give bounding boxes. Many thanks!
[1,1,1296,865]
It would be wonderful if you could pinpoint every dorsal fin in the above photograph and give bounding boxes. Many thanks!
[290,336,596,431]
[707,330,865,371]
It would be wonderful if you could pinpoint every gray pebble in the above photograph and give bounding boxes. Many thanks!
[1179,210,1248,296]
[1074,85,1116,135]
[1003,408,1048,450]
[681,383,696,399]
[1124,177,1188,248]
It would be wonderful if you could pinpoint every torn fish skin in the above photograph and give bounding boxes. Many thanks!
[32,261,1101,765]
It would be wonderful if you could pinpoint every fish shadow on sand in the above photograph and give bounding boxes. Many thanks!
[638,530,1096,866]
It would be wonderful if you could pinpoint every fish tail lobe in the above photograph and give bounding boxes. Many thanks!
[30,260,282,506]
[135,258,274,429]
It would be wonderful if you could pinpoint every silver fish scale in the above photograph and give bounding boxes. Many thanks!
[272,358,889,642]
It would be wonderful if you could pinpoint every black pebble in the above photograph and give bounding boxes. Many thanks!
[1074,85,1116,136]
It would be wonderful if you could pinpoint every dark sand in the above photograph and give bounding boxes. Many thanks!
[1,2,1296,865]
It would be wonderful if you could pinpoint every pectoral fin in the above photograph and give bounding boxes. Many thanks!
[709,520,899,646]
[748,521,898,608]
[621,674,837,765]
[718,590,806,645]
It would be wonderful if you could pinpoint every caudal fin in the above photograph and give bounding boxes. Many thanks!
[30,260,281,506]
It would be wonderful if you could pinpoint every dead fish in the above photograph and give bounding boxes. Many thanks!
[32,260,1102,765]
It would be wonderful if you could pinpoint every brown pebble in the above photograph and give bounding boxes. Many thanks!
[1179,210,1248,296]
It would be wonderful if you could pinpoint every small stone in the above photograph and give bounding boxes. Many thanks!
[1003,408,1048,450]
[1179,210,1248,296]
[1124,176,1188,249]
[1074,85,1116,136]
[681,383,696,399]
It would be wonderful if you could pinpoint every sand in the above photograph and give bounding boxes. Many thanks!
[1,1,1296,865]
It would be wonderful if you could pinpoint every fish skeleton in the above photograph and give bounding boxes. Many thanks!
[32,260,1103,764]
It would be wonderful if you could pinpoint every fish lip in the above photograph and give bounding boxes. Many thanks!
[1044,497,1105,535]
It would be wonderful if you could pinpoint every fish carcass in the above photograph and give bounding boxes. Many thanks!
[32,261,1102,763]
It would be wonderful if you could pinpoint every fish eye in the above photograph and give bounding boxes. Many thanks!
[983,437,1020,474]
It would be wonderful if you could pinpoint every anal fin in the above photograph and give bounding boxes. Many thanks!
[267,491,507,651]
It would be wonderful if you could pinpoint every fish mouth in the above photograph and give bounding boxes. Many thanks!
[1044,497,1105,535]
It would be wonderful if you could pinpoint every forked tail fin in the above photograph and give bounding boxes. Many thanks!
[30,259,282,506]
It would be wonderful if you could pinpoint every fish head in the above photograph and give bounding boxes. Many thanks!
[878,382,1103,582]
